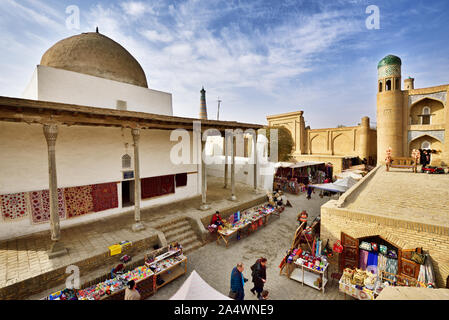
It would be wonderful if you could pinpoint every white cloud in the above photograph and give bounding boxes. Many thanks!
[141,30,173,43]
[121,1,154,17]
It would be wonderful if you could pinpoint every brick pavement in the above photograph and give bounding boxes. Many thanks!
[345,167,449,228]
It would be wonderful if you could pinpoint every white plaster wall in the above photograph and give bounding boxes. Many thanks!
[23,65,173,115]
[0,122,200,240]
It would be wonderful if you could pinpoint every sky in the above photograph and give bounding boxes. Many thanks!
[0,0,449,128]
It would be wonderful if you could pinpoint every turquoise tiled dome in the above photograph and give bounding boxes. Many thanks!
[377,55,402,69]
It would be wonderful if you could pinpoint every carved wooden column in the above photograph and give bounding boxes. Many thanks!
[223,133,228,189]
[132,128,145,231]
[43,124,67,258]
[230,133,237,201]
[253,132,258,193]
[200,138,210,210]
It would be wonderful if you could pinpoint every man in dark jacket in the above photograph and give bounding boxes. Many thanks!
[250,258,267,299]
[230,262,248,300]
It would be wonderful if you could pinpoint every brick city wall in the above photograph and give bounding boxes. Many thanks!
[321,202,449,288]
[0,234,159,300]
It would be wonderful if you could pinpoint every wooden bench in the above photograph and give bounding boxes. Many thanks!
[386,157,417,173]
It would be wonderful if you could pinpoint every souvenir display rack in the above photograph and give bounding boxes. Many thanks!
[144,242,187,290]
[216,204,278,248]
[289,252,329,294]
[44,243,187,300]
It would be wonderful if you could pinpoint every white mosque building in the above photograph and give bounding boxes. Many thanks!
[0,30,266,255]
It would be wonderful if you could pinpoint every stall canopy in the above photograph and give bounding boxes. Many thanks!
[310,176,358,193]
[336,171,363,180]
[169,270,232,300]
[274,161,325,169]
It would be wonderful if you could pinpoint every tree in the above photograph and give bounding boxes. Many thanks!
[258,126,294,162]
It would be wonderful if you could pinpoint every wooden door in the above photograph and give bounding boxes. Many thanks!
[399,248,420,279]
[340,232,359,272]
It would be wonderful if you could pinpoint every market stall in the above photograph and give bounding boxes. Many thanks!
[273,161,327,194]
[144,242,187,290]
[216,203,278,248]
[309,176,358,194]
[338,233,437,299]
[44,243,187,300]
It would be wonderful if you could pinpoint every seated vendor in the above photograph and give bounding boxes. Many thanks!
[211,211,224,227]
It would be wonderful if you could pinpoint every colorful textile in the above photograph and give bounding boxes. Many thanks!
[0,192,29,221]
[64,185,94,218]
[141,175,175,199]
[367,252,379,274]
[359,249,369,270]
[160,175,175,195]
[377,254,387,273]
[30,189,66,224]
[91,182,118,212]
[141,176,160,199]
[385,258,398,281]
[175,173,188,187]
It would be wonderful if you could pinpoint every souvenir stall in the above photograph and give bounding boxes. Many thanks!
[45,263,155,300]
[273,162,326,194]
[144,242,187,290]
[44,243,187,300]
[338,233,437,300]
[216,203,278,248]
[279,218,331,293]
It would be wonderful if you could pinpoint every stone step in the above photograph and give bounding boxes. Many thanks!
[164,225,194,240]
[166,230,198,244]
[172,234,198,247]
[183,240,203,254]
[155,219,189,232]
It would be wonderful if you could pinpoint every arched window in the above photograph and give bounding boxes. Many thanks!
[421,141,431,150]
[395,78,400,91]
[386,80,392,91]
[122,154,131,168]
[379,81,383,92]
[422,107,431,125]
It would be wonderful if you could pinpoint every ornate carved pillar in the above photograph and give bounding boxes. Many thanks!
[253,132,258,193]
[43,124,67,258]
[223,133,228,189]
[200,138,210,210]
[230,133,237,201]
[132,128,145,231]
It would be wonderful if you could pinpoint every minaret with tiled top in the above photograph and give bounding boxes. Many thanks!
[199,87,208,120]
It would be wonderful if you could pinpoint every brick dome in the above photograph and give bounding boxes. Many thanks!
[40,32,148,88]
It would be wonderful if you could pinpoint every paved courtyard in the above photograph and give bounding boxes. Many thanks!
[149,191,347,300]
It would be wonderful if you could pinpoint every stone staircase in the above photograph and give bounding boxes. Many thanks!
[154,217,203,254]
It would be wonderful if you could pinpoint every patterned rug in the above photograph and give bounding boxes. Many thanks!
[30,188,66,224]
[64,185,94,218]
[0,192,29,221]
[91,182,118,212]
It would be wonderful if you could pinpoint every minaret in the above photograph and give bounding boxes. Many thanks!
[376,55,404,164]
[199,87,208,120]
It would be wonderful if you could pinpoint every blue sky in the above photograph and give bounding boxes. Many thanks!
[1,0,449,128]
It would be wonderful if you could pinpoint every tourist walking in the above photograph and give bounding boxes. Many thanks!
[306,185,313,199]
[124,280,141,300]
[250,258,267,299]
[229,262,248,300]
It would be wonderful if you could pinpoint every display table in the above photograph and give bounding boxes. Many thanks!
[75,266,155,300]
[145,246,187,291]
[338,280,378,300]
[290,259,329,294]
[216,204,279,248]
